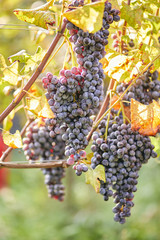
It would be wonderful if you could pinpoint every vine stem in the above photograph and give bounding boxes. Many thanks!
[0,160,68,169]
[0,119,34,162]
[0,22,67,124]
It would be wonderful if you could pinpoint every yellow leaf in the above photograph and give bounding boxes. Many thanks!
[26,95,55,119]
[3,110,15,131]
[38,98,55,119]
[63,1,105,33]
[131,99,160,136]
[85,165,106,193]
[26,97,42,116]
[3,61,19,85]
[2,130,23,148]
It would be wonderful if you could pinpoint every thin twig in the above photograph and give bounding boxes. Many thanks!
[0,160,68,169]
[0,22,67,124]
[0,119,34,162]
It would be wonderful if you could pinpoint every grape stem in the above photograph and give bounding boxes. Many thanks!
[0,160,68,169]
[0,22,67,124]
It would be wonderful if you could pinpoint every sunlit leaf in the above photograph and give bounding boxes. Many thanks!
[2,130,23,148]
[14,0,55,30]
[150,135,160,157]
[85,165,106,193]
[121,3,143,29]
[29,83,43,97]
[26,97,42,116]
[23,46,45,73]
[38,97,55,119]
[26,95,55,119]
[103,52,145,83]
[3,110,15,131]
[8,50,31,64]
[131,99,160,136]
[0,54,7,70]
[63,1,105,33]
[2,61,19,85]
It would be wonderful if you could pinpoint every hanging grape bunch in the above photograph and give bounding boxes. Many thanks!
[91,109,157,224]
[42,0,120,168]
[116,69,160,105]
[23,119,66,201]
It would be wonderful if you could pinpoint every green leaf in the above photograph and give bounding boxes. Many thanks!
[85,165,106,193]
[121,3,143,29]
[22,46,45,73]
[14,1,55,30]
[8,50,31,64]
[0,54,7,70]
[150,135,160,157]
[3,110,15,131]
[63,1,105,33]
[2,61,19,85]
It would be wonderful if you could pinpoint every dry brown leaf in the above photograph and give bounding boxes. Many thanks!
[131,99,160,136]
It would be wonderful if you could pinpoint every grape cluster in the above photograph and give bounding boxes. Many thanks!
[116,69,160,105]
[66,1,120,114]
[41,167,65,201]
[23,120,66,200]
[43,69,93,162]
[42,1,120,164]
[91,110,157,224]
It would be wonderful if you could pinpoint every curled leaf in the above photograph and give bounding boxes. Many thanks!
[14,0,55,30]
[2,130,23,148]
[63,1,105,33]
[131,99,160,136]
[85,165,106,193]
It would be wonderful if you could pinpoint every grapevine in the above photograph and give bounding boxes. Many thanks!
[0,0,160,226]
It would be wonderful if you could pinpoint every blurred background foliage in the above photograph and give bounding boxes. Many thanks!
[0,0,160,239]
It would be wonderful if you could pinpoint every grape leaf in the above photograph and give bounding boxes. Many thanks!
[131,99,160,136]
[26,97,42,116]
[14,0,55,30]
[0,54,7,70]
[3,110,15,131]
[63,1,105,33]
[85,165,106,193]
[2,130,23,148]
[22,46,45,73]
[38,97,55,119]
[150,135,160,157]
[2,61,19,86]
[26,95,55,119]
[8,50,31,64]
[121,3,143,29]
